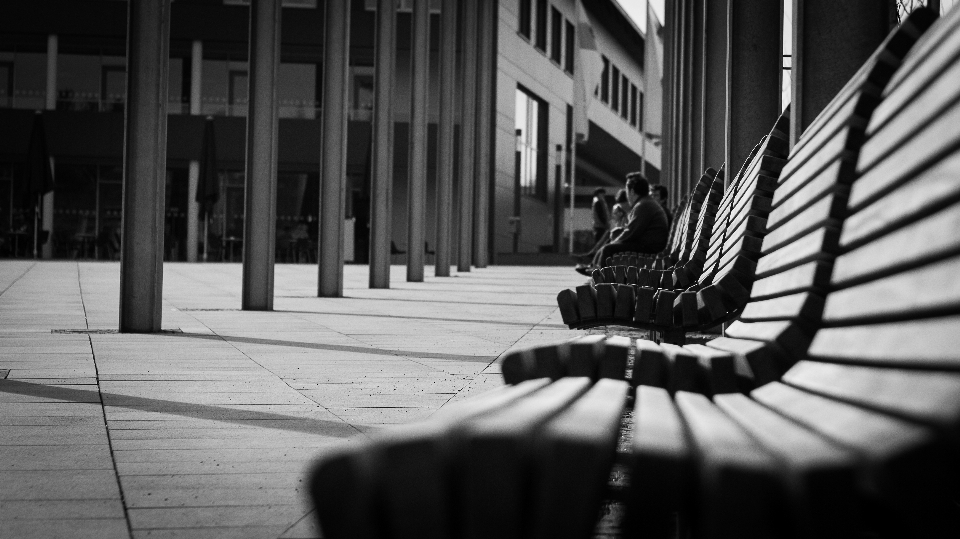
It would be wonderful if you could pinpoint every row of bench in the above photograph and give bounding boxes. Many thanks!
[308,6,959,538]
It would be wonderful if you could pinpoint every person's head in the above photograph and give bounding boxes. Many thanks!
[625,172,649,205]
[651,185,669,205]
[593,187,606,199]
[615,188,628,205]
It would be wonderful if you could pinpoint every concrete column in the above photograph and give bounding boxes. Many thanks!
[42,34,57,259]
[370,0,397,288]
[119,0,170,333]
[242,0,281,311]
[318,0,351,297]
[678,0,690,187]
[187,161,199,262]
[702,0,728,171]
[690,0,705,177]
[187,40,202,263]
[662,0,675,193]
[434,0,457,277]
[457,0,478,272]
[407,0,430,282]
[725,0,781,181]
[790,0,888,146]
[473,0,495,268]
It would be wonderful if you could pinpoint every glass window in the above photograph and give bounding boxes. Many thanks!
[519,0,532,39]
[630,83,638,127]
[621,74,629,119]
[535,0,547,51]
[228,70,248,117]
[515,87,547,199]
[611,65,620,112]
[638,91,644,131]
[279,63,317,119]
[58,54,125,112]
[600,56,609,102]
[550,7,562,64]
[564,20,575,75]
[202,59,248,116]
[0,51,46,110]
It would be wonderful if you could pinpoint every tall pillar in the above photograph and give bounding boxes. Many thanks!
[473,0,495,268]
[242,0,281,310]
[662,0,676,194]
[690,0,705,177]
[434,0,457,277]
[791,0,888,146]
[119,0,170,333]
[187,40,202,263]
[457,0,478,272]
[702,0,727,171]
[407,0,430,282]
[42,34,57,259]
[370,0,396,288]
[318,0,351,297]
[725,0,781,181]
[678,0,691,187]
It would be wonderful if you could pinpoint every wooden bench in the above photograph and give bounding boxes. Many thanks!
[556,117,789,341]
[307,7,953,539]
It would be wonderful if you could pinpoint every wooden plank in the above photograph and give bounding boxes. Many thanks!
[634,286,655,324]
[653,289,676,326]
[556,289,580,327]
[623,385,693,537]
[598,336,631,379]
[711,273,752,311]
[842,150,960,252]
[696,285,729,324]
[500,348,535,385]
[724,320,813,360]
[824,255,960,324]
[530,379,631,539]
[613,283,636,321]
[378,379,553,538]
[782,360,960,430]
[684,343,752,393]
[706,336,793,386]
[567,335,605,378]
[876,8,953,111]
[738,292,825,324]
[614,264,627,284]
[625,266,639,285]
[854,94,960,218]
[807,315,960,370]
[749,260,832,302]
[460,377,592,539]
[761,192,845,255]
[310,445,381,539]
[675,291,699,328]
[754,226,839,279]
[674,391,784,539]
[600,266,617,284]
[777,97,862,187]
[661,343,706,395]
[575,284,598,321]
[768,164,849,234]
[751,381,954,535]
[857,47,960,179]
[632,339,668,388]
[831,202,960,289]
[714,393,858,539]
[595,283,617,319]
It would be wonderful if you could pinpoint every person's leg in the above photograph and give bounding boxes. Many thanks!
[593,242,634,268]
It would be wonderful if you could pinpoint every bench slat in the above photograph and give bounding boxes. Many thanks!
[768,160,849,233]
[748,261,832,302]
[738,292,824,324]
[761,192,845,255]
[714,393,858,539]
[754,226,839,279]
[807,315,960,369]
[531,379,630,539]
[831,200,960,289]
[675,392,784,539]
[782,360,960,431]
[624,386,693,536]
[461,377,592,539]
[842,150,960,252]
[706,337,791,386]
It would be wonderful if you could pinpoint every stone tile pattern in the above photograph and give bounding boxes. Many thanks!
[0,261,585,538]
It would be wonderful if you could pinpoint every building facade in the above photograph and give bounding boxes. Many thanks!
[0,0,655,262]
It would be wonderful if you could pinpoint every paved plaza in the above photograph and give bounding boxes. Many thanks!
[0,261,588,538]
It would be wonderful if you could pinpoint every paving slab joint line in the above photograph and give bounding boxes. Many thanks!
[0,261,37,298]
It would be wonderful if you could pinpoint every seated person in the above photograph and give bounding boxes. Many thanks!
[577,173,668,274]
[651,184,673,227]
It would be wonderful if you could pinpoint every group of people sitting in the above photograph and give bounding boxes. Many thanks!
[573,173,672,276]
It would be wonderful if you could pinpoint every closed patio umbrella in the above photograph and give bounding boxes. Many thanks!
[196,116,219,261]
[25,111,54,259]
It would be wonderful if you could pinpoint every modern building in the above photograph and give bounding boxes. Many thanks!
[0,0,655,264]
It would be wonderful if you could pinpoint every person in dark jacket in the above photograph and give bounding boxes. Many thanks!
[577,173,667,274]
[652,184,673,227]
[590,187,610,244]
